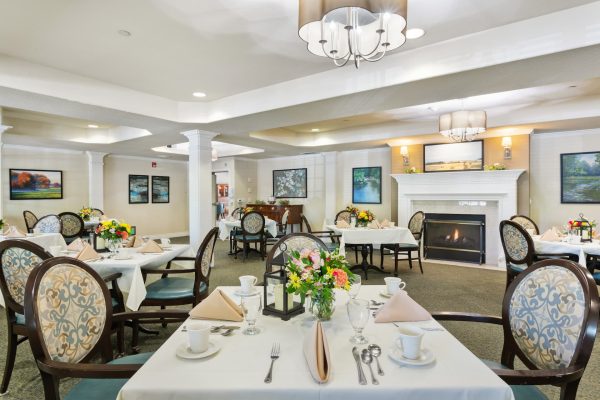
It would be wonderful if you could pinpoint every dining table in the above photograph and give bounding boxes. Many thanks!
[118,285,513,400]
[217,217,278,241]
[532,235,600,269]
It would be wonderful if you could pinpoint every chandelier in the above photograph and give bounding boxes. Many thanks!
[298,0,408,68]
[439,111,487,142]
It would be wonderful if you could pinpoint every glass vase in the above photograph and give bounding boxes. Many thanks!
[106,238,122,255]
[309,290,336,321]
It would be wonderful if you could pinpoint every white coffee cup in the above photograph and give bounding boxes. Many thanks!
[187,321,210,353]
[49,245,63,257]
[396,326,425,360]
[384,277,406,295]
[160,238,171,247]
[239,275,258,294]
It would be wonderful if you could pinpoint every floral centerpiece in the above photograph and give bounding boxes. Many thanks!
[79,207,93,221]
[357,210,375,226]
[404,167,421,174]
[95,219,132,253]
[484,163,506,171]
[286,248,356,320]
[243,207,254,214]
[345,205,359,215]
[278,199,290,206]
[568,214,596,241]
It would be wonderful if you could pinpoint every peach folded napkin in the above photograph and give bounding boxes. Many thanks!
[125,235,144,248]
[303,321,331,383]
[380,219,391,228]
[189,289,243,322]
[67,238,86,252]
[137,240,164,253]
[76,243,101,261]
[368,220,381,229]
[540,229,560,242]
[336,220,350,228]
[552,226,565,238]
[374,291,432,323]
[5,226,26,238]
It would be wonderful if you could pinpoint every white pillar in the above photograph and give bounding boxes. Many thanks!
[86,152,107,210]
[0,108,12,219]
[182,129,217,251]
[322,151,338,225]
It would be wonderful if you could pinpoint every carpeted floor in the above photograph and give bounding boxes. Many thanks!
[1,238,599,399]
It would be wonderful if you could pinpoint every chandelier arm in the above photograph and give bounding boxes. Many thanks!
[333,53,352,67]
[357,32,385,59]
[362,45,388,62]
[321,41,350,61]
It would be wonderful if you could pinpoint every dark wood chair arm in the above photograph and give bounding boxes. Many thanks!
[37,359,141,379]
[431,312,503,325]
[493,366,584,385]
[101,272,122,282]
[169,257,196,261]
[113,309,190,322]
[535,253,578,260]
[141,268,195,274]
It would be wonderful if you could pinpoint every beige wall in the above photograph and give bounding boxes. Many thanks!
[232,158,257,207]
[103,155,189,236]
[2,146,89,231]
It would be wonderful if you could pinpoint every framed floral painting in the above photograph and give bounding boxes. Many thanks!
[273,168,307,198]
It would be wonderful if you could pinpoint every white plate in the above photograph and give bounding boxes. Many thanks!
[388,346,435,366]
[176,341,221,360]
[234,288,260,297]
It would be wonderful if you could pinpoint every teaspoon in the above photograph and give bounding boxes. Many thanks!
[361,349,379,385]
[368,344,384,375]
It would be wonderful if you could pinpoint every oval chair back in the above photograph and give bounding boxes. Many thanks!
[241,211,265,237]
[510,215,539,235]
[335,210,353,224]
[266,233,328,272]
[90,208,104,218]
[192,227,219,302]
[58,212,84,240]
[23,211,38,233]
[33,214,62,234]
[231,207,243,220]
[499,220,535,288]
[408,211,425,241]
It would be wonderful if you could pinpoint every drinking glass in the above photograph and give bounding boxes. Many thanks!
[347,299,369,344]
[348,275,362,299]
[241,294,262,335]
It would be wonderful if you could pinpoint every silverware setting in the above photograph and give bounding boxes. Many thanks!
[392,322,445,331]
[361,349,379,385]
[180,325,240,335]
[370,300,385,306]
[368,344,384,376]
[352,346,367,385]
[264,342,280,383]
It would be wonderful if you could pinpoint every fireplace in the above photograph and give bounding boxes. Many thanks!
[424,213,486,264]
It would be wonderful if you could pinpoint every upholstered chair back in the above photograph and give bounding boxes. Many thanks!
[510,215,539,235]
[33,215,62,234]
[194,228,219,292]
[335,210,353,224]
[266,233,328,271]
[58,212,84,238]
[241,211,265,235]
[231,207,243,220]
[23,211,38,233]
[499,220,535,268]
[90,208,104,218]
[408,211,425,240]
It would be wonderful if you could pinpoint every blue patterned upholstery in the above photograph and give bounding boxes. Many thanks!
[502,224,529,261]
[1,247,44,306]
[509,265,585,369]
[241,212,264,235]
[145,278,207,300]
[34,215,61,233]
[511,216,538,234]
[507,263,526,273]
[481,359,548,400]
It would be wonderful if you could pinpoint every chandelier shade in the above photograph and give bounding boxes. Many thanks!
[298,0,407,68]
[439,110,487,142]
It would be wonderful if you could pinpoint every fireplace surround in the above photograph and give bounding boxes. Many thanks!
[424,213,485,264]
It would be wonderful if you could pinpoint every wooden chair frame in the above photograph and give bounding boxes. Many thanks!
[509,215,540,235]
[233,211,266,262]
[380,211,425,275]
[22,211,38,233]
[499,220,536,288]
[57,211,85,241]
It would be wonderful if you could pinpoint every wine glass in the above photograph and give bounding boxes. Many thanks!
[347,299,369,344]
[348,275,362,299]
[241,294,262,335]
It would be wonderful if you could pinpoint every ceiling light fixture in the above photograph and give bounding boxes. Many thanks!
[299,0,407,69]
[311,128,320,132]
[193,92,206,98]
[87,124,99,128]
[439,110,487,142]
[405,28,425,39]
[118,30,131,37]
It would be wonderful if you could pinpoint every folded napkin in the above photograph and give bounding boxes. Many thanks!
[137,240,163,253]
[189,289,243,322]
[303,321,331,383]
[67,238,86,252]
[552,226,565,238]
[5,226,26,238]
[336,220,350,228]
[125,235,144,248]
[367,220,381,229]
[374,291,432,323]
[76,243,101,261]
[380,219,391,228]
[540,229,560,242]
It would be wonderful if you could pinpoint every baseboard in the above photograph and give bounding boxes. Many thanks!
[144,231,189,239]
[421,258,505,271]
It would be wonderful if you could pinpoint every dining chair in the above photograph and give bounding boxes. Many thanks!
[22,211,38,233]
[267,209,290,247]
[58,212,84,244]
[380,211,425,276]
[433,259,599,400]
[23,256,187,400]
[300,214,339,252]
[334,210,369,264]
[509,215,540,235]
[499,220,536,289]
[266,232,328,272]
[90,208,104,218]
[231,207,243,220]
[32,214,62,234]
[233,211,266,261]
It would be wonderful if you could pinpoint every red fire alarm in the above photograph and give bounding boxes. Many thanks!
[152,161,157,168]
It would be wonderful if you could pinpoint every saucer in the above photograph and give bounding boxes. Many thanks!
[114,254,133,260]
[379,290,392,298]
[176,340,221,360]
[234,288,260,297]
[388,346,435,366]
[161,246,173,250]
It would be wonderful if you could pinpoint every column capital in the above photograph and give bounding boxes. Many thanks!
[0,125,12,138]
[181,129,218,141]
[86,151,108,164]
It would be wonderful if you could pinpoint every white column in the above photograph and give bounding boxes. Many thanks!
[182,129,217,251]
[86,151,107,210]
[322,151,337,225]
[0,108,12,219]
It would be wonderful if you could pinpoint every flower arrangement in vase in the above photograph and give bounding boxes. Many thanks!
[345,205,359,215]
[285,248,356,321]
[95,219,132,253]
[357,210,375,227]
[243,207,254,214]
[484,163,506,171]
[79,207,93,221]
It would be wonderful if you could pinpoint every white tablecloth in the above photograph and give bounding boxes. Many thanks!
[326,226,418,256]
[217,218,278,240]
[532,236,600,268]
[87,244,190,310]
[119,285,513,400]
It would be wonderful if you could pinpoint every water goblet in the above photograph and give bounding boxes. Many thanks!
[347,298,369,344]
[348,275,362,299]
[241,294,262,335]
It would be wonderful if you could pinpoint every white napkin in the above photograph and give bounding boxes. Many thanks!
[76,243,101,261]
[5,226,26,238]
[367,220,381,229]
[137,240,164,253]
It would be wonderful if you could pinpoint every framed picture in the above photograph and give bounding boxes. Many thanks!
[129,175,149,204]
[9,169,63,200]
[273,168,307,198]
[352,167,382,204]
[561,151,600,203]
[152,176,170,203]
[423,140,484,173]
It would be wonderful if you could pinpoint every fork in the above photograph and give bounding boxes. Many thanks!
[392,322,445,331]
[264,342,280,383]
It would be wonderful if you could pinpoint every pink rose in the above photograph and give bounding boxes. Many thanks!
[300,248,311,258]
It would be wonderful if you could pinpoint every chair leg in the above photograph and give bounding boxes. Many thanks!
[233,239,238,259]
[131,320,140,354]
[380,247,385,268]
[354,247,359,264]
[116,322,125,357]
[407,251,413,270]
[394,248,399,277]
[1,329,17,394]
[161,305,167,328]
[369,245,373,265]
[417,247,424,274]
[40,372,60,400]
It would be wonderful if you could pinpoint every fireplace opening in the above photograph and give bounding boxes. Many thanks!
[424,213,485,264]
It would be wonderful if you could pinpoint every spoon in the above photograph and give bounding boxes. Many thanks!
[220,328,235,336]
[370,300,385,306]
[361,349,379,385]
[368,344,384,376]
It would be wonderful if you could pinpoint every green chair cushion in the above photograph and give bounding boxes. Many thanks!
[481,359,548,400]
[396,243,419,251]
[507,263,526,273]
[15,313,25,325]
[592,271,600,284]
[145,277,206,300]
[234,234,262,241]
[64,352,153,400]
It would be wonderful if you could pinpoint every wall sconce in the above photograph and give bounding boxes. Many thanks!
[501,137,512,160]
[400,146,410,166]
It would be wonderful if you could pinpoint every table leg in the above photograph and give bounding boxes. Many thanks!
[349,244,390,280]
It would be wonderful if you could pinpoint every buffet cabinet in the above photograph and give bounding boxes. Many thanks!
[247,204,303,232]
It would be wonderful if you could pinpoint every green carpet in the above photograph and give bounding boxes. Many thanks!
[0,239,598,399]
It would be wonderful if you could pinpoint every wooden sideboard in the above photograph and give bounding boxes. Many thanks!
[247,204,303,232]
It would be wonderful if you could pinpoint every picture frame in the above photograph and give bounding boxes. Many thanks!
[352,166,382,204]
[273,168,307,198]
[129,175,149,204]
[423,140,484,173]
[152,176,170,203]
[9,169,63,200]
[560,151,600,203]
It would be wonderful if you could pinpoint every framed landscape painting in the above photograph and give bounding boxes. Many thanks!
[273,168,307,198]
[352,167,382,204]
[423,141,484,173]
[561,151,600,203]
[129,175,149,204]
[9,169,63,200]
[152,176,170,203]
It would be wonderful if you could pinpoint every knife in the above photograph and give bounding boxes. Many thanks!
[352,346,368,385]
